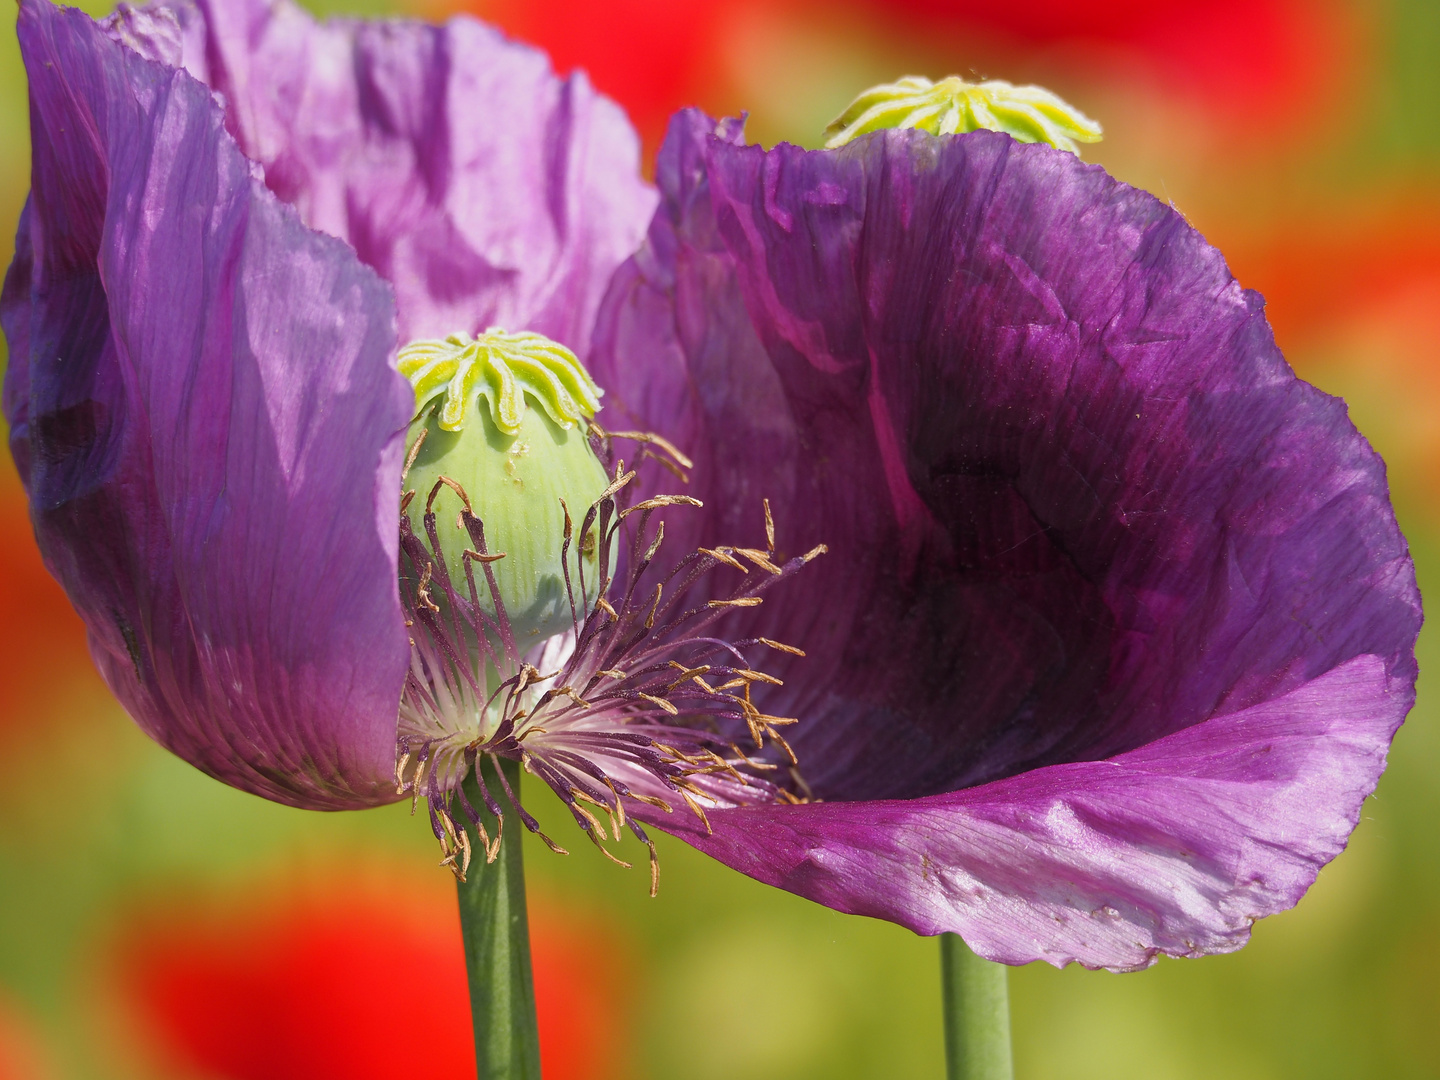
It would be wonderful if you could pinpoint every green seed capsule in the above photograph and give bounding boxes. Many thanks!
[825,75,1102,154]
[399,329,612,644]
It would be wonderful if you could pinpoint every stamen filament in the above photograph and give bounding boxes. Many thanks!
[396,444,825,892]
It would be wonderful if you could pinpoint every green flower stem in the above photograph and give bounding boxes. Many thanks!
[456,756,541,1080]
[940,932,1014,1080]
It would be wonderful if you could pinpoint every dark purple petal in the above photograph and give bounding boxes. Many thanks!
[659,655,1403,970]
[3,0,414,808]
[166,0,656,353]
[592,112,1421,966]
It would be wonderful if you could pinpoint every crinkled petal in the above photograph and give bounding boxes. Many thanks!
[592,113,1421,965]
[163,0,656,352]
[589,110,764,564]
[3,0,414,809]
[658,655,1405,970]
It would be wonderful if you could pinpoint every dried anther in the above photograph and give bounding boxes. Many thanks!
[395,449,822,888]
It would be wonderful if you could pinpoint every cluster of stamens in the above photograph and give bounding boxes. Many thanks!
[395,424,825,892]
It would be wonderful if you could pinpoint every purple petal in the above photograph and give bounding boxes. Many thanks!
[166,0,656,353]
[3,0,414,808]
[593,113,1421,966]
[662,654,1404,970]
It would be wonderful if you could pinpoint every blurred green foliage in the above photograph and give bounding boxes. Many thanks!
[1379,0,1440,168]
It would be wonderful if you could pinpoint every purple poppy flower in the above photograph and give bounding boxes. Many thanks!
[5,0,1421,974]
[584,109,1422,969]
[2,0,654,809]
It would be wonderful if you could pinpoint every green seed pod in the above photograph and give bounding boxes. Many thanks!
[825,75,1102,154]
[399,329,612,645]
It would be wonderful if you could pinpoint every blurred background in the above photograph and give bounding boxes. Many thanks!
[3,0,1439,1076]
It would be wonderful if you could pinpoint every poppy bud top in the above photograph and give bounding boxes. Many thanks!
[399,330,611,644]
[824,75,1102,154]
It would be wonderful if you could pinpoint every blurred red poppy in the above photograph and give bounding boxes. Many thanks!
[1220,198,1440,512]
[1219,202,1440,354]
[881,0,1344,115]
[0,467,100,740]
[457,0,737,148]
[445,0,1350,153]
[0,992,49,1080]
[115,875,627,1080]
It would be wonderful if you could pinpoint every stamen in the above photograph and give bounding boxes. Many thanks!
[605,779,628,830]
[411,754,429,814]
[588,421,695,485]
[757,637,806,657]
[699,547,747,571]
[595,465,637,505]
[643,521,666,564]
[456,827,473,878]
[678,790,713,835]
[589,423,695,471]
[585,827,633,869]
[402,425,428,482]
[463,550,506,565]
[427,474,473,515]
[733,548,782,575]
[622,495,703,518]
[789,766,816,801]
[396,432,825,890]
[637,692,680,716]
[767,729,799,766]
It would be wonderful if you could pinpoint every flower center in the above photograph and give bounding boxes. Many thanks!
[393,332,825,890]
[824,75,1102,154]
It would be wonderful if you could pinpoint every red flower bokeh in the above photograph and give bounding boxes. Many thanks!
[1219,203,1440,356]
[1219,200,1440,511]
[448,0,1351,153]
[460,0,737,148]
[874,0,1348,123]
[0,992,48,1080]
[0,468,99,742]
[114,875,627,1080]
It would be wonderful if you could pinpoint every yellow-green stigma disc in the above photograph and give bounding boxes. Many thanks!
[825,75,1102,154]
[400,329,611,644]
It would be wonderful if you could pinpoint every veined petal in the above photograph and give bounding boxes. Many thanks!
[589,113,1420,966]
[168,0,656,355]
[3,0,415,808]
[664,655,1405,970]
[589,110,773,568]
